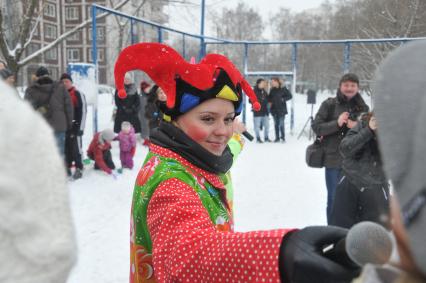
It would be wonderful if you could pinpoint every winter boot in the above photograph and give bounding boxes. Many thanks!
[256,137,263,143]
[73,168,83,180]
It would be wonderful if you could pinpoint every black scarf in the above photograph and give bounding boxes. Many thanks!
[150,122,233,174]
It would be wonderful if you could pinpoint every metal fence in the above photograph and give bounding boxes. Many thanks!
[91,3,426,131]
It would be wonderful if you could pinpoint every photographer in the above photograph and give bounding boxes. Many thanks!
[330,112,390,229]
[312,73,369,223]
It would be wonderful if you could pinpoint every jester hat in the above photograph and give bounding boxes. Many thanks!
[114,43,260,118]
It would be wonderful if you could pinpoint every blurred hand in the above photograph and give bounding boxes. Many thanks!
[338,112,349,127]
[281,226,361,283]
[369,116,378,131]
[347,120,358,129]
[233,118,247,134]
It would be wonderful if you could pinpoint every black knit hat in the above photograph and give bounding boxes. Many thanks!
[339,73,359,86]
[60,73,73,82]
[35,66,49,77]
[0,68,13,80]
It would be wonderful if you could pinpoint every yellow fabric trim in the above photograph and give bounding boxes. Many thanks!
[216,85,238,101]
[163,114,171,122]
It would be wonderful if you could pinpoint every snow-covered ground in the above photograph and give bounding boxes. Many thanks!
[67,90,372,283]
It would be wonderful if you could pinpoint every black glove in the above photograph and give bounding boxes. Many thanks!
[280,226,361,283]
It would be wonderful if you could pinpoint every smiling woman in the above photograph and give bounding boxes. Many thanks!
[175,98,236,156]
[114,43,361,283]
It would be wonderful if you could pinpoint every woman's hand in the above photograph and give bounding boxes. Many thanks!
[338,112,349,127]
[233,118,246,134]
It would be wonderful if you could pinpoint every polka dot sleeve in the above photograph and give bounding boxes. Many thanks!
[147,178,292,283]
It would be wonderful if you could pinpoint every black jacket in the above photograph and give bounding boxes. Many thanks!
[268,87,292,116]
[68,87,87,136]
[25,77,73,132]
[252,86,269,117]
[145,94,164,131]
[312,91,369,168]
[340,117,387,188]
[114,83,141,133]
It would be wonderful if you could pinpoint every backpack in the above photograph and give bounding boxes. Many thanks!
[36,86,54,119]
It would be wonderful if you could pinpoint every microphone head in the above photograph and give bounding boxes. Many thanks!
[345,221,393,266]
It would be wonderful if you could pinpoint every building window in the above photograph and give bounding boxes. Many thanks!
[88,27,105,41]
[66,27,80,41]
[48,67,58,79]
[31,21,39,36]
[45,48,57,60]
[88,48,105,62]
[65,7,79,20]
[45,24,57,39]
[44,3,56,17]
[27,43,40,55]
[67,48,80,62]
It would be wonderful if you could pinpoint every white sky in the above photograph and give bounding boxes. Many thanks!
[165,0,335,39]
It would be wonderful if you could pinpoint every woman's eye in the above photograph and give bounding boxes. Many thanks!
[224,117,234,124]
[201,116,214,123]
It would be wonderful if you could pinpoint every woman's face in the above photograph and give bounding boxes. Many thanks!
[271,79,279,88]
[175,98,235,156]
[157,88,167,102]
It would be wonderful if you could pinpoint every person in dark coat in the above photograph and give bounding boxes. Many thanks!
[268,77,292,142]
[0,68,15,87]
[114,73,141,133]
[60,73,87,179]
[145,85,167,133]
[25,66,73,159]
[138,81,151,143]
[252,78,270,143]
[330,112,390,229]
[311,73,369,224]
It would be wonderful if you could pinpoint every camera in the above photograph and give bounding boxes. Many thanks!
[348,112,358,121]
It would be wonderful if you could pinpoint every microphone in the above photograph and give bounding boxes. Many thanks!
[242,131,254,141]
[322,221,393,267]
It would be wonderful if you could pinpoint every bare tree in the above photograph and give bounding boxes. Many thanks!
[0,0,131,77]
[210,2,265,72]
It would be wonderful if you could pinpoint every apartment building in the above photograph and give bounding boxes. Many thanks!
[2,0,168,86]
[14,0,106,86]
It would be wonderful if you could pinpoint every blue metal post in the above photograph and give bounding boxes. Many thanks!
[242,43,248,124]
[130,19,135,44]
[91,5,98,135]
[290,43,297,134]
[198,0,206,61]
[158,27,163,43]
[343,42,351,73]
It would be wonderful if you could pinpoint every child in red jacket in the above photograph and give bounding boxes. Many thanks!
[87,129,116,175]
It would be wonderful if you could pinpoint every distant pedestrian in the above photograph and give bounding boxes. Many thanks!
[268,77,292,142]
[87,129,117,176]
[114,73,141,134]
[117,121,137,169]
[25,66,73,161]
[252,78,270,143]
[60,73,87,179]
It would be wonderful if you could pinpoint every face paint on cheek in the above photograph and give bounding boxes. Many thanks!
[184,124,209,143]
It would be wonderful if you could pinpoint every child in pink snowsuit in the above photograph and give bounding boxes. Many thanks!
[117,121,136,169]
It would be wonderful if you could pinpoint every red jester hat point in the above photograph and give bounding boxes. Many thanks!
[114,43,261,112]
